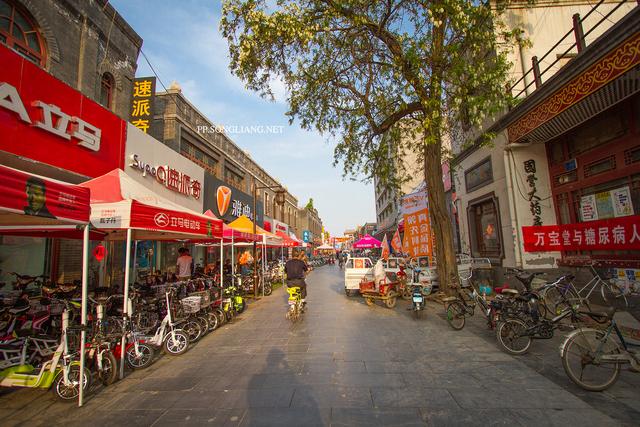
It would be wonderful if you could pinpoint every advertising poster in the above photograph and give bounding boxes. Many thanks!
[612,186,634,217]
[595,191,614,219]
[580,195,598,221]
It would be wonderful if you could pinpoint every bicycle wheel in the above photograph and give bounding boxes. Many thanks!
[206,311,219,331]
[98,351,118,386]
[601,282,628,308]
[445,301,466,330]
[195,315,209,336]
[126,343,155,369]
[562,328,621,391]
[53,365,91,402]
[496,318,532,355]
[182,320,202,342]
[263,281,273,296]
[164,330,189,355]
[545,286,581,316]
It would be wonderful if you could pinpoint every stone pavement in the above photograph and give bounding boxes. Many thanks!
[1,266,639,426]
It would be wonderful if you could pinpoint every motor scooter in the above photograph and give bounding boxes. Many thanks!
[0,310,90,401]
[411,284,425,319]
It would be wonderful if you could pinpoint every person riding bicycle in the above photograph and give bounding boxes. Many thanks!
[285,249,308,306]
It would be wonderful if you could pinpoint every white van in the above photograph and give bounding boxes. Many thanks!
[344,257,373,296]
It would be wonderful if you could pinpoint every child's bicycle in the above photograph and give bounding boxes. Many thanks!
[285,287,304,322]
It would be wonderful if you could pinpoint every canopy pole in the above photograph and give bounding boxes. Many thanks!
[231,234,235,288]
[219,239,224,288]
[119,228,132,379]
[78,224,90,407]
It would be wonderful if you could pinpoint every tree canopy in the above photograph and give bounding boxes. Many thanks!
[221,0,516,290]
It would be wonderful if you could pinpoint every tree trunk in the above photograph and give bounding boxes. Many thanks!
[423,143,458,295]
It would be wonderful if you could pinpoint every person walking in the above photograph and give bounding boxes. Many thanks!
[285,249,308,305]
[176,247,193,280]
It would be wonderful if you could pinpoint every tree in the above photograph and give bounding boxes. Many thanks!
[221,0,515,292]
[305,198,314,210]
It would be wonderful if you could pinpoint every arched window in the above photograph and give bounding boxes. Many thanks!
[100,72,115,109]
[0,0,46,66]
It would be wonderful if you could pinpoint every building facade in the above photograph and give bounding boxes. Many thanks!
[298,206,323,246]
[148,85,301,231]
[0,0,142,284]
[452,1,640,285]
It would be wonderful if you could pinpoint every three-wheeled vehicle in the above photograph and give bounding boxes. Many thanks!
[344,257,373,296]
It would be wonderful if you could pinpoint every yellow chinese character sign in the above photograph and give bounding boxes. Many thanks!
[130,77,156,133]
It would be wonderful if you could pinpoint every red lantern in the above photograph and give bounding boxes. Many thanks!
[93,244,107,262]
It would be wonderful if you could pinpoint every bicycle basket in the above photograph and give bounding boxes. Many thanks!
[189,290,210,307]
[180,296,201,314]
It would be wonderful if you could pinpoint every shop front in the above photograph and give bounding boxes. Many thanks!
[0,43,126,285]
[124,124,207,279]
[497,13,640,295]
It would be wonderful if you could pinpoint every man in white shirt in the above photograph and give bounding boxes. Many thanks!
[176,247,193,280]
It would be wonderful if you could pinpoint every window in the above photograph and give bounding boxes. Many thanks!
[0,0,46,66]
[468,195,502,259]
[465,157,493,193]
[100,72,115,109]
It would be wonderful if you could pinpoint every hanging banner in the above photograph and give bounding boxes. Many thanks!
[380,233,390,260]
[401,191,433,257]
[522,215,640,252]
[390,227,402,253]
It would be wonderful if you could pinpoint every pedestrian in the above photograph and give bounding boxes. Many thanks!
[176,247,193,280]
[285,248,308,305]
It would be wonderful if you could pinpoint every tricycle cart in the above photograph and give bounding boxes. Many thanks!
[359,278,399,308]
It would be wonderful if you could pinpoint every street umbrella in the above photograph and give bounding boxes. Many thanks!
[352,234,382,248]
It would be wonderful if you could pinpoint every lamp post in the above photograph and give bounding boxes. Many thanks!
[252,182,286,299]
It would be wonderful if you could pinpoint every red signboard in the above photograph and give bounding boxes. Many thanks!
[0,44,126,178]
[129,201,222,237]
[0,164,90,223]
[523,215,640,252]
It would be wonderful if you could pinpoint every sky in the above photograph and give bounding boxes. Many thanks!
[109,0,375,236]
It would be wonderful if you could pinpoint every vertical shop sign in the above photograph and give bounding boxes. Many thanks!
[130,77,156,133]
[524,159,542,226]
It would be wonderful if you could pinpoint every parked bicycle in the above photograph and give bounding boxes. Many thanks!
[560,306,639,391]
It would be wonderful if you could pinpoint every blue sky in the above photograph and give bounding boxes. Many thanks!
[110,0,375,236]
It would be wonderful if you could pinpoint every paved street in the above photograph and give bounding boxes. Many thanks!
[2,265,640,426]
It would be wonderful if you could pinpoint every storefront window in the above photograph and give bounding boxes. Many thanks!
[0,236,46,286]
[468,196,502,259]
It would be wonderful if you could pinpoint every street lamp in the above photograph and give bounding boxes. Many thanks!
[252,182,286,298]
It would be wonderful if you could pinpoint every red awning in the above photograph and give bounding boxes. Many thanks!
[275,231,301,247]
[0,164,90,227]
[79,169,223,240]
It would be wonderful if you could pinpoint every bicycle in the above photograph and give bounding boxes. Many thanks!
[496,297,583,355]
[285,287,304,322]
[560,306,639,391]
[576,261,628,308]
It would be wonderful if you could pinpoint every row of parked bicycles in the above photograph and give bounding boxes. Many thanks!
[0,270,256,402]
[443,266,639,392]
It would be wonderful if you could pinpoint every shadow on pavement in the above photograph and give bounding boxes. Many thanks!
[244,349,323,426]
